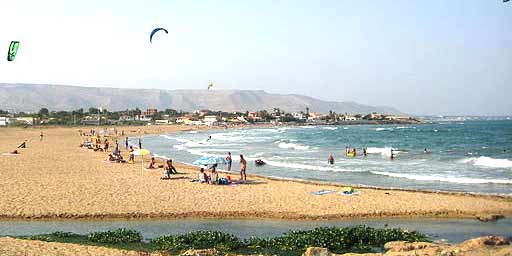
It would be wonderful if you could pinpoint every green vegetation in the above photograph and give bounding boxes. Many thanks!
[18,225,429,255]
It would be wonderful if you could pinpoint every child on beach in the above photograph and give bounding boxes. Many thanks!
[147,157,157,169]
[198,168,208,183]
[226,152,232,171]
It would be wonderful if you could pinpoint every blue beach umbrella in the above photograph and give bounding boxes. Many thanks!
[193,156,227,166]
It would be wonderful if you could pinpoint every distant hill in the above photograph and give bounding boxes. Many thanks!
[0,83,402,114]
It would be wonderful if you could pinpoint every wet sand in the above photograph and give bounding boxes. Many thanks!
[0,125,511,220]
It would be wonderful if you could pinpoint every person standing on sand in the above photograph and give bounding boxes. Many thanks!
[138,138,142,149]
[226,152,232,171]
[125,137,129,149]
[39,131,44,142]
[240,155,247,182]
[104,139,109,152]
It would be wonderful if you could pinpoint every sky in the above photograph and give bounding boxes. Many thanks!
[1,0,511,116]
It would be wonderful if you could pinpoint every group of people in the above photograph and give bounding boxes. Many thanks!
[225,152,247,181]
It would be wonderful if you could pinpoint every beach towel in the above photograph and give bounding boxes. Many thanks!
[311,190,335,195]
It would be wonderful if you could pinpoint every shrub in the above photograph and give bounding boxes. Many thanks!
[152,231,243,251]
[246,225,429,253]
[87,228,142,244]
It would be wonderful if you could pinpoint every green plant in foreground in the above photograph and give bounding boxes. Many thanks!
[152,230,244,251]
[87,228,142,244]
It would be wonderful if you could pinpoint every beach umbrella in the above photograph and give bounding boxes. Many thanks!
[133,149,151,175]
[193,156,227,166]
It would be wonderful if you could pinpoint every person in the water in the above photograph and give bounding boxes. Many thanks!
[363,147,367,157]
[390,149,395,160]
[328,154,334,164]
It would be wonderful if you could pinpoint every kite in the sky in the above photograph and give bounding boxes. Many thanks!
[208,82,214,90]
[7,41,19,61]
[149,28,168,43]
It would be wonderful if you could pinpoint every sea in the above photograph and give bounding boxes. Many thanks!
[139,120,512,195]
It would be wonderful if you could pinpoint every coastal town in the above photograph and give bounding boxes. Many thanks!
[0,107,420,127]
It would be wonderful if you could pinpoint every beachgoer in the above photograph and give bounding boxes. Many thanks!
[209,164,219,184]
[226,152,232,171]
[240,155,247,181]
[104,139,109,152]
[352,148,357,157]
[390,149,395,160]
[424,148,431,154]
[345,146,349,155]
[9,150,19,154]
[147,157,156,169]
[107,154,115,162]
[39,131,44,141]
[125,137,129,149]
[138,138,142,149]
[206,135,212,142]
[162,159,178,179]
[198,168,208,183]
[128,146,135,163]
[113,145,120,156]
[328,154,334,165]
[363,148,367,157]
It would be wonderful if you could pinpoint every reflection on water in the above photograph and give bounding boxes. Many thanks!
[1,218,511,243]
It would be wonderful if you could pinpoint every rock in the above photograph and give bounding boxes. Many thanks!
[181,248,221,256]
[475,214,505,222]
[303,247,332,256]
[458,235,510,250]
[383,241,442,252]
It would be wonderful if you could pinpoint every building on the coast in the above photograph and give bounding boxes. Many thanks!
[0,116,9,126]
[308,112,324,120]
[154,119,170,124]
[247,112,262,121]
[343,115,358,121]
[292,112,305,120]
[119,114,135,121]
[142,108,158,116]
[236,116,248,123]
[203,115,218,126]
[15,117,38,125]
[385,115,411,121]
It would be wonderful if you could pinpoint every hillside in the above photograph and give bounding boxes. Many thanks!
[0,83,402,114]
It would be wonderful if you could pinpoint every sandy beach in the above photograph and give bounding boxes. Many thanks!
[0,125,511,220]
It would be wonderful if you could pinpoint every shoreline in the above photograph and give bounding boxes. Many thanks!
[0,125,511,221]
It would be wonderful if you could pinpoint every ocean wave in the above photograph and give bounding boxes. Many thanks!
[160,135,190,143]
[460,156,512,168]
[366,147,394,156]
[275,141,310,150]
[370,171,512,184]
[253,158,364,173]
[322,127,338,130]
[375,127,393,131]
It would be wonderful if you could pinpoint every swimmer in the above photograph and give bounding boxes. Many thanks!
[328,154,334,165]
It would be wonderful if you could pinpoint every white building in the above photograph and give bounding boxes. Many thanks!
[203,115,218,126]
[0,117,9,126]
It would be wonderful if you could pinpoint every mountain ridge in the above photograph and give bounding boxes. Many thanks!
[0,83,402,114]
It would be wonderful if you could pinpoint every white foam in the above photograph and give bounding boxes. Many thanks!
[366,147,394,157]
[376,127,393,131]
[461,156,512,168]
[276,141,310,150]
[371,171,512,184]
[254,158,364,173]
[323,127,338,130]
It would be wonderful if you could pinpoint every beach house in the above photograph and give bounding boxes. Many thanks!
[203,115,218,126]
